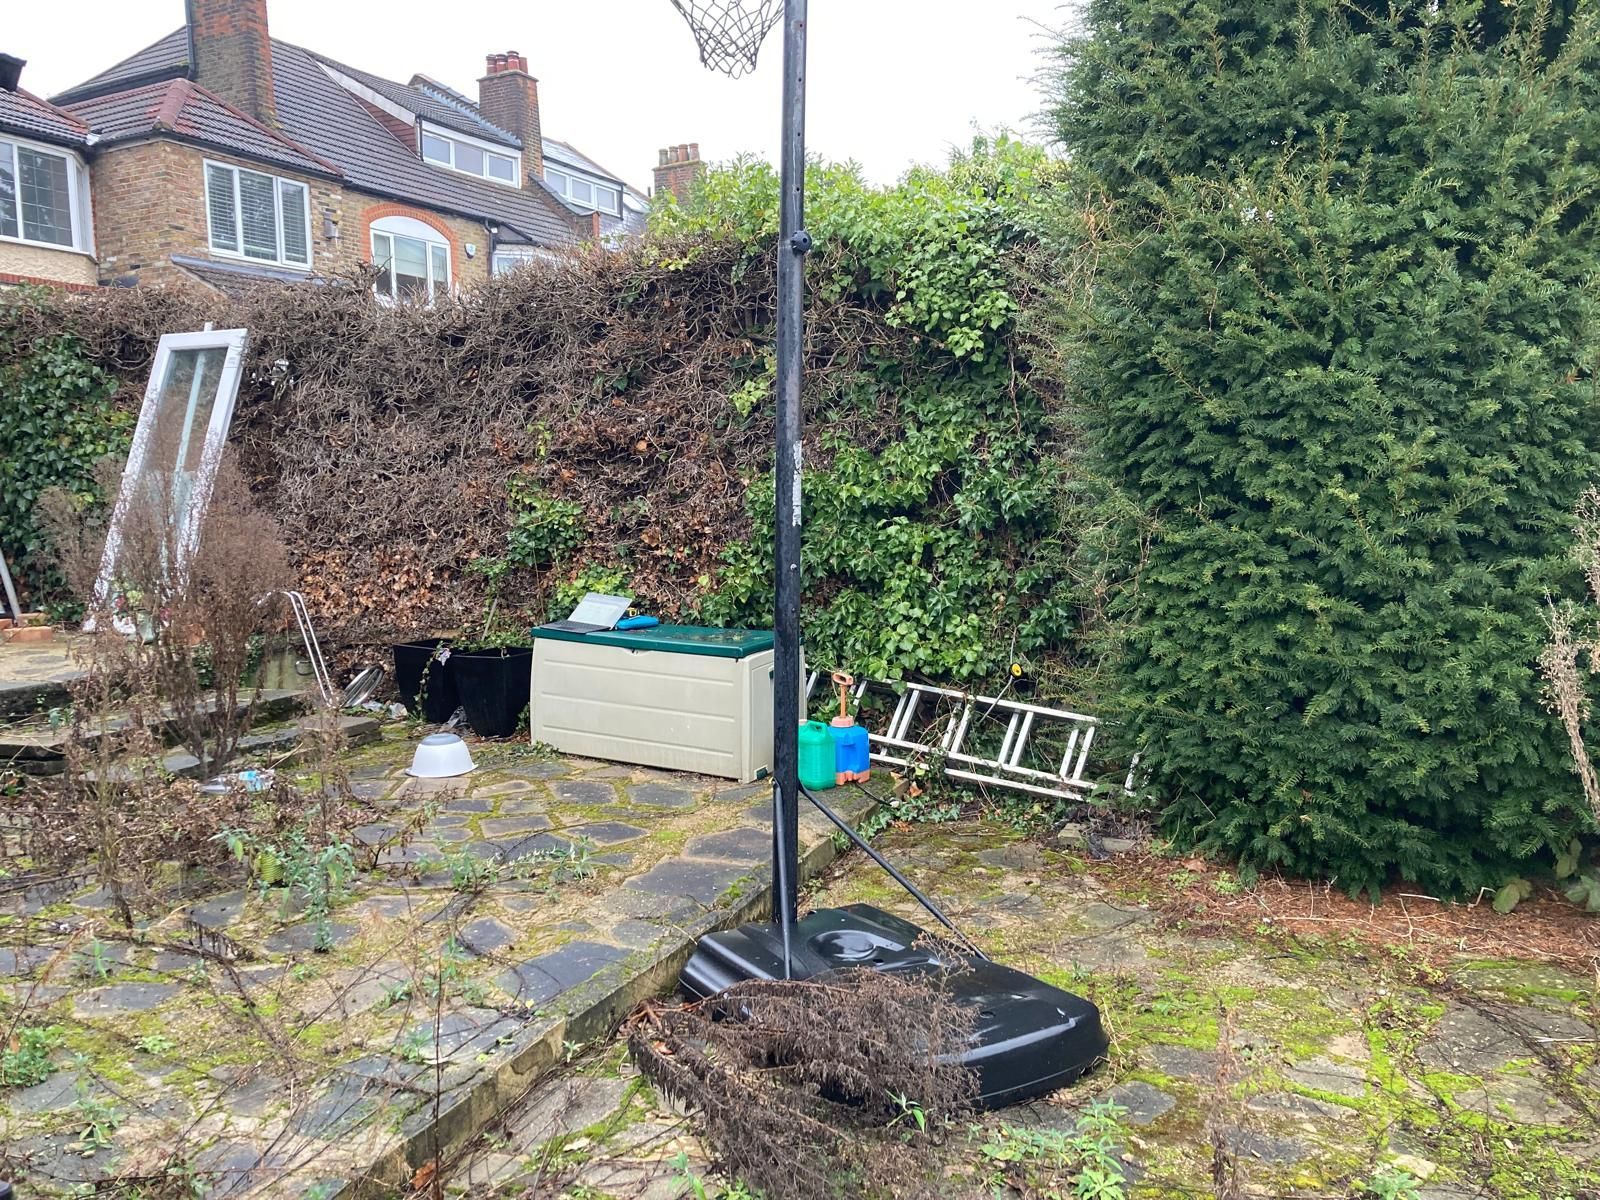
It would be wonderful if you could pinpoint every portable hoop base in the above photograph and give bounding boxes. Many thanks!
[679,903,1108,1109]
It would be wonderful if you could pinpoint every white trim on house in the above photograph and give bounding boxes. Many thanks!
[315,62,419,131]
[0,133,95,256]
[491,244,564,275]
[202,157,313,270]
[543,163,621,216]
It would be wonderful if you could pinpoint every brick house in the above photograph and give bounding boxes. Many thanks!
[1,0,707,295]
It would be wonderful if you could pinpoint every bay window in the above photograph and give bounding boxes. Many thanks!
[0,137,91,252]
[204,160,311,268]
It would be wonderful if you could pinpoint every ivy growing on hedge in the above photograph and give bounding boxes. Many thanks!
[0,293,128,609]
[657,140,1075,679]
[1051,0,1600,893]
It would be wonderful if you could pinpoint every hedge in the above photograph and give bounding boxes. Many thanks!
[1049,0,1600,893]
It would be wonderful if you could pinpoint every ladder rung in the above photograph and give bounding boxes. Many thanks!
[995,712,1020,767]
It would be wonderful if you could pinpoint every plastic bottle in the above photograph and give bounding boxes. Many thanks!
[798,720,837,791]
[827,671,871,784]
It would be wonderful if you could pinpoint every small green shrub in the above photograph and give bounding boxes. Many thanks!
[505,475,583,568]
[1,1024,63,1087]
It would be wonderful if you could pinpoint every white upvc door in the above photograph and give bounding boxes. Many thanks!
[88,327,250,633]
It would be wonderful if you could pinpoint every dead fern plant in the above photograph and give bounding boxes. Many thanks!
[1541,487,1600,820]
[627,969,976,1200]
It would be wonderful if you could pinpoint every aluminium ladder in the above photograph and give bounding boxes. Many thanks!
[805,673,1099,803]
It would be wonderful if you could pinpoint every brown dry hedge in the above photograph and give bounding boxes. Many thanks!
[0,236,1068,674]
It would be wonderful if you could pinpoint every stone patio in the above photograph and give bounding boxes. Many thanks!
[0,636,84,719]
[438,819,1600,1200]
[0,729,870,1197]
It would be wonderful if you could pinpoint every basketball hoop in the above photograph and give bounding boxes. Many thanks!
[668,0,784,77]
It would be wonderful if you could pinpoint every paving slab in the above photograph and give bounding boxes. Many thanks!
[625,782,698,809]
[624,859,754,907]
[684,825,772,862]
[553,780,618,806]
[1,737,873,1199]
[72,981,183,1016]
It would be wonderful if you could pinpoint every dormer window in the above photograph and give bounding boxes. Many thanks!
[420,125,519,186]
[545,166,621,216]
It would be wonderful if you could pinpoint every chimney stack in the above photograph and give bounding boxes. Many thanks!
[478,51,541,183]
[653,143,704,204]
[186,0,276,124]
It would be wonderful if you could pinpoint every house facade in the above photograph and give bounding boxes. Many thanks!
[1,0,707,296]
[0,54,98,289]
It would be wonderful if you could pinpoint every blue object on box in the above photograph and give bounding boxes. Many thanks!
[614,615,660,630]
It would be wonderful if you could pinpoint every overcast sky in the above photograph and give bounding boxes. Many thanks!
[9,1,1076,192]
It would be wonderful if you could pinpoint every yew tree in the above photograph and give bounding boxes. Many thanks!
[1051,0,1600,892]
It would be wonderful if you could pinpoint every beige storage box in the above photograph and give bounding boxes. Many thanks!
[530,624,780,782]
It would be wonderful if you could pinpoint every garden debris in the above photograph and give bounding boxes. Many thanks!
[627,971,977,1200]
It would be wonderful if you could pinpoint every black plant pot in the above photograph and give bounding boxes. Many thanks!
[452,646,533,739]
[393,639,459,723]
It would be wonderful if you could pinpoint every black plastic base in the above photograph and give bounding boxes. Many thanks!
[679,903,1108,1109]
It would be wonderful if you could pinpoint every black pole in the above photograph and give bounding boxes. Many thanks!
[772,0,809,963]
[801,784,989,960]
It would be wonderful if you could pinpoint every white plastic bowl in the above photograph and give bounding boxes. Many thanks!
[407,733,476,778]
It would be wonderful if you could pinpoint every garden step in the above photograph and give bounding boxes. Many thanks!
[2,689,313,775]
[79,713,383,783]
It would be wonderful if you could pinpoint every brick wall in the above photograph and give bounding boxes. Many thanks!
[0,242,97,287]
[91,139,342,289]
[478,53,542,182]
[87,139,491,294]
[189,0,277,124]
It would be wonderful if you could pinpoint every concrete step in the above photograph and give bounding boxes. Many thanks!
[3,689,313,775]
[82,713,383,783]
[162,713,383,778]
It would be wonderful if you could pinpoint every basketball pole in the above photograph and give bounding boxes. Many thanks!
[770,0,808,974]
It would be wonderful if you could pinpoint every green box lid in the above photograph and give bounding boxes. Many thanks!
[531,623,774,659]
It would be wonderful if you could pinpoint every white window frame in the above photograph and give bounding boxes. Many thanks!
[88,328,250,633]
[491,245,564,275]
[0,135,93,254]
[370,215,451,303]
[202,158,313,269]
[543,164,622,216]
[418,121,521,188]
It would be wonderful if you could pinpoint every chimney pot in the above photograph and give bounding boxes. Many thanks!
[479,52,542,180]
[654,140,707,204]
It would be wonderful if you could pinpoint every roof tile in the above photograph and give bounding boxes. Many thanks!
[63,79,338,177]
[0,86,90,147]
[309,52,520,148]
[51,29,189,104]
[54,30,606,248]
